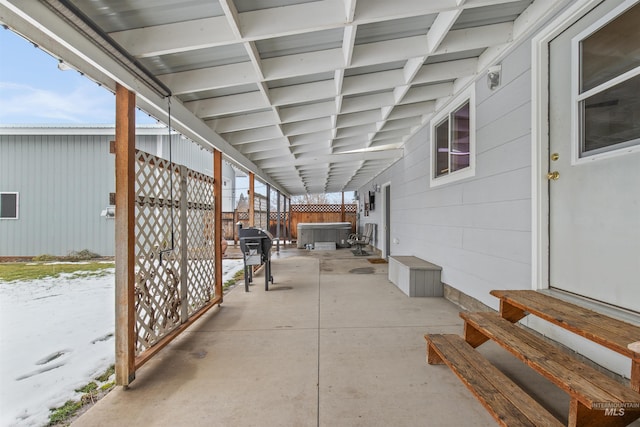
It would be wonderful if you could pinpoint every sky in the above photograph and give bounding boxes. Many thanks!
[0,260,245,427]
[0,27,155,125]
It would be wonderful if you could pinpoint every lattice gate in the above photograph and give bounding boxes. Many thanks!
[253,194,268,228]
[134,150,216,356]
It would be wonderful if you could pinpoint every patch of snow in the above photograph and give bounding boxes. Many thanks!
[0,259,244,427]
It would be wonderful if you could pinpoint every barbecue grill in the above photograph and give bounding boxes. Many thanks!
[239,227,274,291]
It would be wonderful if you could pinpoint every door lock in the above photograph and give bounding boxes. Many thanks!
[547,171,560,180]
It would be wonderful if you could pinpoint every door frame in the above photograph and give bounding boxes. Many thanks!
[530,0,634,291]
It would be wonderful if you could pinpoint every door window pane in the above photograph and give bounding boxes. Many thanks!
[451,102,470,172]
[581,3,640,92]
[582,73,640,155]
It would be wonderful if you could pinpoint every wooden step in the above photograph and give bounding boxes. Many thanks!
[425,334,563,427]
[490,289,640,393]
[490,290,640,359]
[462,311,640,426]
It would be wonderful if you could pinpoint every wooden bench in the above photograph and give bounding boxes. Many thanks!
[426,290,640,426]
[461,311,640,427]
[425,334,563,427]
[490,290,640,393]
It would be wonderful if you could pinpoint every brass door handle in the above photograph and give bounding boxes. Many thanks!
[547,171,560,180]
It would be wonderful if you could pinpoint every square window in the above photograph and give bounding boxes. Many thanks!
[0,193,19,219]
[430,85,475,187]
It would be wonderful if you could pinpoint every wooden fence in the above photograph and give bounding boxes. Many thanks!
[222,204,357,241]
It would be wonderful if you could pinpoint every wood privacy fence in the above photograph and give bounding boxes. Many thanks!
[222,204,357,241]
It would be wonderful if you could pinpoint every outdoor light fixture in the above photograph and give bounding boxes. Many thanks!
[487,65,502,90]
[57,59,72,71]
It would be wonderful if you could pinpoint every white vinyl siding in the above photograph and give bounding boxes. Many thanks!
[361,39,533,310]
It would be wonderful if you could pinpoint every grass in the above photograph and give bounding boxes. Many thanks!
[0,261,115,282]
[223,269,245,291]
[48,365,116,426]
[48,400,83,426]
[95,365,115,383]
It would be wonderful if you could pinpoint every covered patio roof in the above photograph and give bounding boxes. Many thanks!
[0,0,564,196]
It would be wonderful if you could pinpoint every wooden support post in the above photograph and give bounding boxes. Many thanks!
[426,338,444,365]
[114,83,136,386]
[285,197,289,247]
[464,321,490,348]
[266,183,271,231]
[276,191,281,252]
[249,172,255,227]
[500,300,527,323]
[288,197,292,244]
[214,150,223,302]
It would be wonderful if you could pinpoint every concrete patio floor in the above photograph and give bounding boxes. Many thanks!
[73,247,570,426]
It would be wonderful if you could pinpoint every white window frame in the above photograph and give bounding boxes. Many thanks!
[0,192,19,220]
[570,0,640,165]
[429,84,476,187]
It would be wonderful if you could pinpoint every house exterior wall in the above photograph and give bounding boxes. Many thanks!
[359,0,638,379]
[0,128,233,257]
[360,39,534,311]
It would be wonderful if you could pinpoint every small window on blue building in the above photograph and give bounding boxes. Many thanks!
[0,192,19,219]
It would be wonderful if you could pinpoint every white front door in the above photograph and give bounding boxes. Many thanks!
[548,0,640,312]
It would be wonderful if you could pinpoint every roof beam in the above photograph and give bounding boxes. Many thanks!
[109,0,346,58]
[435,22,513,54]
[270,80,337,106]
[206,110,278,133]
[158,62,256,95]
[219,0,242,39]
[279,101,337,123]
[401,82,454,104]
[426,9,462,53]
[222,125,283,145]
[261,48,345,81]
[109,16,235,58]
[235,138,287,154]
[185,91,268,118]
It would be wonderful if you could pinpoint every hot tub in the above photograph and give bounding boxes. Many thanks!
[297,222,352,249]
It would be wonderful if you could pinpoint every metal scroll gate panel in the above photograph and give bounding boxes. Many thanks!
[134,149,216,355]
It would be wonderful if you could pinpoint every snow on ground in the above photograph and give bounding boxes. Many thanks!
[0,259,244,427]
